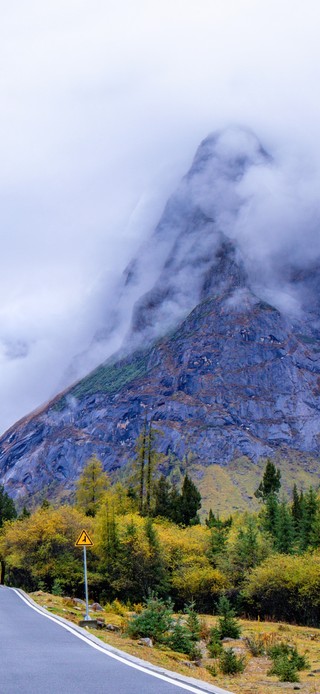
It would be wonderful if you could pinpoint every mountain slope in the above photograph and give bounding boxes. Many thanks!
[2,281,320,505]
[1,126,320,507]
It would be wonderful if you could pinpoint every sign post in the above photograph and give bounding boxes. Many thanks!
[75,529,94,621]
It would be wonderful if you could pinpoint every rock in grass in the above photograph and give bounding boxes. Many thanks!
[138,638,153,648]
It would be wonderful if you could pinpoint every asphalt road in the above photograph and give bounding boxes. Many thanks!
[0,586,231,694]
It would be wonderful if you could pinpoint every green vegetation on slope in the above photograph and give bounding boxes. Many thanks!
[72,351,151,398]
[31,591,320,694]
[52,350,152,411]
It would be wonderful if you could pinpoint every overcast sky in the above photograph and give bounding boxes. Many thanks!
[1,0,320,434]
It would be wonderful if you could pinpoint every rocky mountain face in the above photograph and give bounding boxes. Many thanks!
[1,127,320,504]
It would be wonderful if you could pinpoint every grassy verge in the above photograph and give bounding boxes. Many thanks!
[30,592,320,693]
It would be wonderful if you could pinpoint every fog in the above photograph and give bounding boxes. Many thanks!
[1,0,320,433]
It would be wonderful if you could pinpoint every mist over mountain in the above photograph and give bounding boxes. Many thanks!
[2,2,320,437]
[71,125,320,376]
[2,126,320,506]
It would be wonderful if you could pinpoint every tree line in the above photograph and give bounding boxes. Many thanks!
[1,446,320,625]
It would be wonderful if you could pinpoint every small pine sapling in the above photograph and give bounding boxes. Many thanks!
[216,596,241,639]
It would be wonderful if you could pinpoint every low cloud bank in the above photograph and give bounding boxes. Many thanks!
[1,1,320,432]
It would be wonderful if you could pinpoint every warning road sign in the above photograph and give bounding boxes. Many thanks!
[75,529,94,547]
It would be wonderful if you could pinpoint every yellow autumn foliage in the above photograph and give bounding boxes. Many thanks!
[243,551,320,623]
[156,520,227,603]
[156,521,210,568]
[171,564,227,602]
[95,510,150,555]
[0,505,91,586]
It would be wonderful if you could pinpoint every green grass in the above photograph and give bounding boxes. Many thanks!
[50,351,151,407]
[71,352,150,399]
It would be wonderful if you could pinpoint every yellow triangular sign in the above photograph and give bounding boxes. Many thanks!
[75,529,94,547]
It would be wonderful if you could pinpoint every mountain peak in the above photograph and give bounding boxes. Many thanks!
[123,126,269,350]
[188,125,270,180]
[1,128,320,507]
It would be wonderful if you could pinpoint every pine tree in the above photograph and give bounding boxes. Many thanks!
[18,505,31,520]
[179,474,201,526]
[233,516,261,568]
[75,455,109,517]
[309,506,320,549]
[136,415,148,514]
[206,513,232,566]
[205,510,232,530]
[224,514,272,585]
[0,485,17,527]
[144,517,167,596]
[263,491,279,538]
[162,474,202,526]
[275,498,294,553]
[168,484,182,524]
[205,508,215,527]
[185,601,201,641]
[299,487,318,551]
[291,484,303,538]
[216,596,241,639]
[153,475,171,518]
[255,460,281,502]
[208,525,229,564]
[145,426,160,516]
[135,419,160,516]
[105,503,120,571]
[116,520,149,601]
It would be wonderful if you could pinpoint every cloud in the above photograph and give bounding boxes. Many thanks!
[1,0,320,432]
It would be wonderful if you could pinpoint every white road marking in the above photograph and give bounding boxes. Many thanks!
[13,589,231,694]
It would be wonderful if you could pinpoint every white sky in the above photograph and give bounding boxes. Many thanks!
[1,0,320,433]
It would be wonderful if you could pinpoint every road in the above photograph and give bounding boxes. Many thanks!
[0,586,231,694]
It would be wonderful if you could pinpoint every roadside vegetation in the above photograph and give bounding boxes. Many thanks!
[30,590,320,693]
[2,433,320,687]
[1,453,320,622]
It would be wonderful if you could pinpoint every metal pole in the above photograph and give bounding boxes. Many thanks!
[83,546,90,620]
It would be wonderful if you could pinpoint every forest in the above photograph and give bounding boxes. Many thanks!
[1,441,320,630]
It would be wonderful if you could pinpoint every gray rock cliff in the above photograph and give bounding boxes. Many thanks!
[1,127,320,501]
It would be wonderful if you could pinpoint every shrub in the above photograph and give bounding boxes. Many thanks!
[267,641,309,683]
[37,580,48,592]
[166,620,194,655]
[242,552,320,625]
[291,649,309,671]
[111,598,127,616]
[132,602,143,614]
[208,640,223,657]
[199,618,210,641]
[216,596,241,639]
[103,599,128,616]
[126,595,173,642]
[51,579,63,596]
[244,634,267,656]
[208,627,223,657]
[206,664,218,677]
[267,641,292,659]
[268,655,299,683]
[189,644,202,661]
[219,648,246,675]
[267,642,309,671]
[185,601,201,641]
[166,604,202,658]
